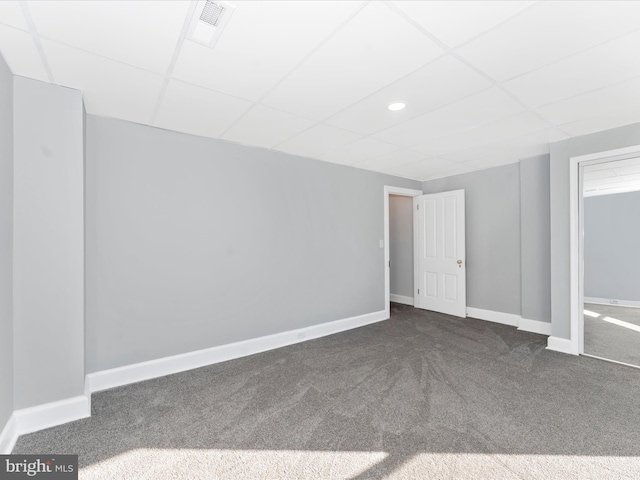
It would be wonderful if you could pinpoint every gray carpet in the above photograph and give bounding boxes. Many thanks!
[584,303,640,367]
[13,303,640,479]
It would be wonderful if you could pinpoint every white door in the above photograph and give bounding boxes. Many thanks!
[414,190,466,317]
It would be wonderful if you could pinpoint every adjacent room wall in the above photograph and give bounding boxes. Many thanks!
[389,194,413,300]
[422,163,521,315]
[0,52,14,435]
[13,77,85,409]
[584,190,640,302]
[85,115,421,373]
[550,122,640,339]
[520,155,551,323]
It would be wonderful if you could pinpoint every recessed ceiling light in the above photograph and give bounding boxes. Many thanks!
[387,102,406,111]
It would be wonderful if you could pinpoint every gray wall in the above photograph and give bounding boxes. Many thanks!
[0,53,13,434]
[13,77,85,408]
[584,191,640,301]
[389,194,413,299]
[550,122,640,339]
[85,115,420,372]
[520,155,551,322]
[422,163,521,315]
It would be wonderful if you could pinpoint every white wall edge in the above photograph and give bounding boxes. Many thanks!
[13,395,90,437]
[547,336,576,355]
[466,307,520,327]
[518,317,552,336]
[88,309,388,394]
[584,297,640,309]
[0,413,18,454]
[390,294,413,306]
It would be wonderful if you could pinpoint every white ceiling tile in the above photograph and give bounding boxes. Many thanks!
[392,1,534,47]
[318,138,399,166]
[456,1,640,81]
[504,30,640,108]
[538,76,640,127]
[382,157,457,178]
[584,169,616,181]
[0,1,29,31]
[441,128,569,164]
[220,105,315,149]
[559,107,640,137]
[413,111,548,156]
[273,124,361,159]
[154,80,253,139]
[374,87,524,147]
[261,2,445,120]
[584,157,640,172]
[584,157,640,196]
[325,55,491,135]
[619,173,640,181]
[612,165,640,176]
[587,185,640,197]
[420,164,475,181]
[29,0,189,74]
[173,1,364,101]
[42,39,164,124]
[355,149,427,172]
[455,157,521,173]
[0,25,48,81]
[585,176,626,187]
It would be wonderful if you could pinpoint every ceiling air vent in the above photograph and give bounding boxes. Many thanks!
[187,0,235,48]
[200,1,226,26]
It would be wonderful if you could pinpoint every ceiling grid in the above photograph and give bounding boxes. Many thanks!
[2,0,640,181]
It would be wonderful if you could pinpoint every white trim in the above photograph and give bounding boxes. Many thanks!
[518,317,552,336]
[466,307,519,327]
[547,336,577,355]
[569,154,582,355]
[568,145,640,164]
[569,144,640,357]
[0,413,18,454]
[383,186,422,320]
[466,308,552,336]
[13,395,90,437]
[390,294,414,306]
[582,353,640,371]
[88,309,387,393]
[584,296,640,309]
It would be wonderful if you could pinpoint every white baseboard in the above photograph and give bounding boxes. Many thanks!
[13,395,90,438]
[584,296,640,309]
[390,294,413,306]
[467,307,552,336]
[0,413,18,454]
[547,336,576,355]
[88,309,388,393]
[582,353,640,370]
[518,317,552,336]
[466,307,519,327]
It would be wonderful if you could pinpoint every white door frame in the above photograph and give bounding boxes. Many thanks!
[384,186,423,319]
[568,144,640,355]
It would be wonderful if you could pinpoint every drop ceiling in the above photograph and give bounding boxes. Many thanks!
[584,157,640,197]
[2,1,640,181]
